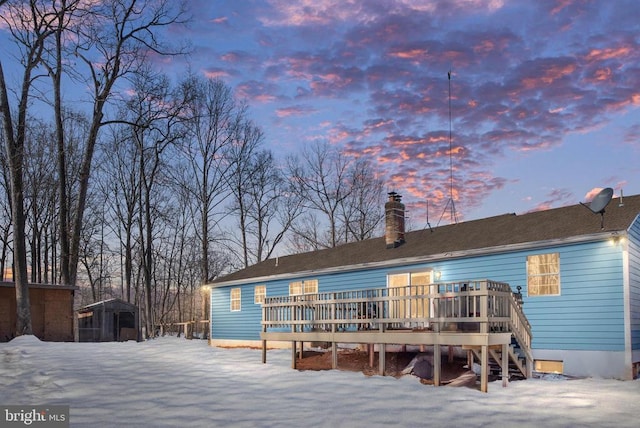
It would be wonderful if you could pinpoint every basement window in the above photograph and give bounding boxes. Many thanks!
[534,360,563,374]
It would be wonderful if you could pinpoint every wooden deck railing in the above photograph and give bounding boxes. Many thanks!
[263,280,531,346]
[262,280,533,391]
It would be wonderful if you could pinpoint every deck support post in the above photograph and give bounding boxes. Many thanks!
[299,341,304,360]
[291,341,297,369]
[433,345,441,386]
[481,344,488,392]
[502,343,509,387]
[378,323,385,375]
[368,343,374,368]
[331,322,338,369]
[262,340,267,364]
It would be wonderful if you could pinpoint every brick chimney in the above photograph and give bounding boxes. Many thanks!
[385,192,405,248]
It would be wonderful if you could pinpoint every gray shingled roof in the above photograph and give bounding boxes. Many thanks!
[211,193,640,285]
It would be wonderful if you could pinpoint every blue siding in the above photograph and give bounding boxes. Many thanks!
[524,242,625,351]
[212,239,627,352]
[628,215,640,351]
[211,286,264,340]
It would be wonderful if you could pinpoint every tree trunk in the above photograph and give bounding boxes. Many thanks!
[0,62,31,335]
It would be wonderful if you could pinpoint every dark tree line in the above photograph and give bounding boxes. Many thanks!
[0,0,386,337]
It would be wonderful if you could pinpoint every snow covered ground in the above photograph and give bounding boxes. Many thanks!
[1,336,639,427]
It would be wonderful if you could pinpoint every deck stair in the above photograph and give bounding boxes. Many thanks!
[466,340,529,380]
[464,287,533,380]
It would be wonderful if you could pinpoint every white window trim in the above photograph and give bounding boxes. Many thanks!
[230,288,241,312]
[254,285,266,304]
[289,279,318,296]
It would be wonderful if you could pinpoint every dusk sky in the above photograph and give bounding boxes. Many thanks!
[170,0,639,225]
[3,0,640,227]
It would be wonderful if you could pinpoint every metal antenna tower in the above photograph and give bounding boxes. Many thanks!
[438,70,458,226]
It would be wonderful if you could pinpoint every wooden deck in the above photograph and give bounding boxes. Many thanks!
[261,279,532,392]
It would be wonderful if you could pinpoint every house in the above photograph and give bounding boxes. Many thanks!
[207,191,640,381]
[77,298,141,342]
[0,282,77,342]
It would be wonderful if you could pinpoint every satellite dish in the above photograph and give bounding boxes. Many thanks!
[588,187,613,214]
[580,187,614,229]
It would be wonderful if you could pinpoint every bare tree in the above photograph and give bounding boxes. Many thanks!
[226,142,299,267]
[123,69,183,336]
[0,0,60,335]
[286,141,354,249]
[55,0,188,287]
[0,0,188,336]
[287,142,386,251]
[23,117,57,284]
[175,75,241,282]
[339,158,385,241]
[98,126,141,303]
[79,190,116,303]
[243,150,300,263]
[0,138,13,281]
[38,0,82,288]
[225,121,262,268]
[286,212,327,253]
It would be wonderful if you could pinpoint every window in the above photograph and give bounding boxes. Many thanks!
[289,281,302,295]
[289,279,318,296]
[527,253,560,296]
[230,288,241,311]
[254,285,266,304]
[388,271,433,319]
[535,360,563,374]
[304,279,318,294]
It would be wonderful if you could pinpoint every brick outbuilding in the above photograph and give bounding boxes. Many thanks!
[0,282,77,342]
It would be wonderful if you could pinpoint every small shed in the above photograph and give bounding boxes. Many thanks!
[77,298,141,342]
[0,281,77,342]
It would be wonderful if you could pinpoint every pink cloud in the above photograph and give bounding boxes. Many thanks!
[221,52,248,63]
[258,0,505,28]
[624,124,640,146]
[590,68,613,82]
[549,0,573,15]
[388,48,429,61]
[235,80,280,103]
[275,105,317,117]
[525,188,574,213]
[520,62,577,90]
[585,46,633,62]
[202,68,233,79]
[584,187,607,202]
[210,17,228,25]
